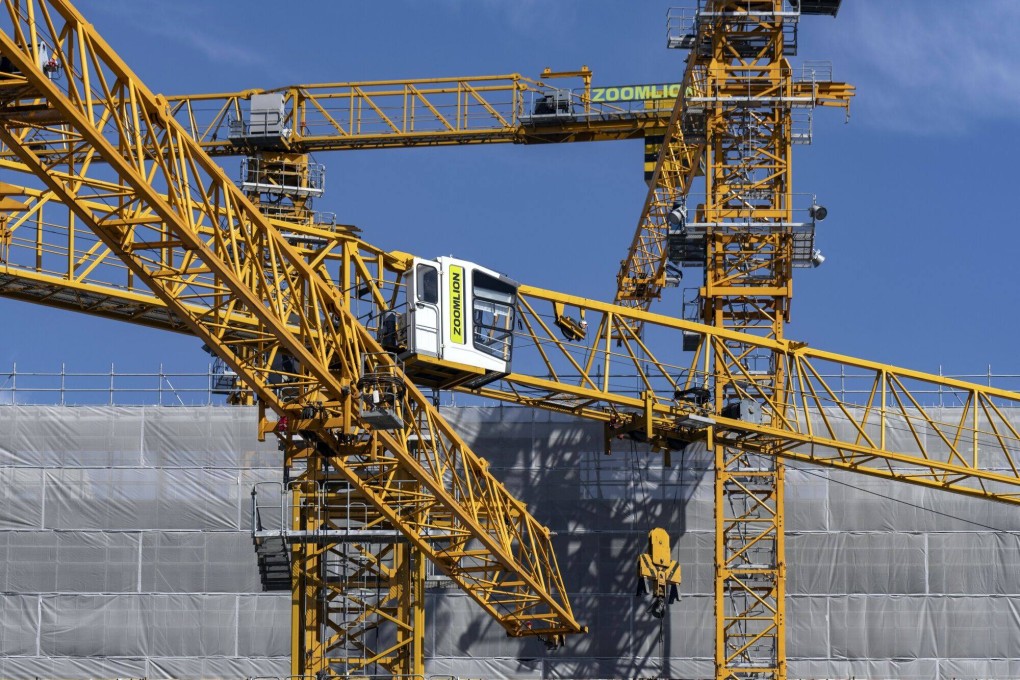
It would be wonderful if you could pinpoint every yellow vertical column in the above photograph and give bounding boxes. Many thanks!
[395,543,427,678]
[704,3,790,678]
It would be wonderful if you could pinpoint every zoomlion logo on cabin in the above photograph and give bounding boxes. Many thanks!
[449,265,465,344]
[591,83,683,103]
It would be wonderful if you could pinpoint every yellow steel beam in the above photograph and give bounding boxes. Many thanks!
[0,71,671,161]
[167,74,670,152]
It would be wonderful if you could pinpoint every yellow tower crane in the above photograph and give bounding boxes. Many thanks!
[617,3,853,677]
[4,2,1020,680]
[0,59,682,676]
[0,5,585,677]
[6,167,1020,674]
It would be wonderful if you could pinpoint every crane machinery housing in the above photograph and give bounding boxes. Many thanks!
[0,2,1019,680]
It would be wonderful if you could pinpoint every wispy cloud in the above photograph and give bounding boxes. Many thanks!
[90,0,269,70]
[156,27,268,68]
[465,0,578,34]
[830,1,1020,134]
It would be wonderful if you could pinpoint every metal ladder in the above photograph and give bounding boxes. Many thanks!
[254,533,291,591]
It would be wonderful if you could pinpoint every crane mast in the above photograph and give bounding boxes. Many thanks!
[630,2,851,677]
[4,2,1020,679]
[707,9,789,674]
[692,4,796,675]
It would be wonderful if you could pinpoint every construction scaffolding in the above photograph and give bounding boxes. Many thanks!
[1,404,1020,679]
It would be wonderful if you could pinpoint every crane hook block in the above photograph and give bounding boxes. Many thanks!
[636,527,681,619]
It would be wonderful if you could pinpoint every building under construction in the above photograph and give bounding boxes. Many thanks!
[0,1,1018,680]
[1,401,1019,679]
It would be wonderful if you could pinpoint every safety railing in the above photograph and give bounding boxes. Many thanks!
[664,191,826,268]
[666,6,699,49]
[666,3,802,51]
[0,363,229,406]
[239,155,326,199]
[798,60,834,84]
[251,479,379,538]
[0,362,1016,408]
[519,87,672,124]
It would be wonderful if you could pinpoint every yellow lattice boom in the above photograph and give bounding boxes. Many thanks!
[0,10,583,680]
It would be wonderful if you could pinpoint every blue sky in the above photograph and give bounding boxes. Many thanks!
[3,0,1019,384]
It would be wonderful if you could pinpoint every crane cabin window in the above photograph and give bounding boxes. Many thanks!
[416,264,439,304]
[471,270,516,361]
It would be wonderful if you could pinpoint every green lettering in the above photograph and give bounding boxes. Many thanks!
[448,266,465,344]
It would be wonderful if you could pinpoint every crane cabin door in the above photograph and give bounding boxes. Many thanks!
[408,259,441,357]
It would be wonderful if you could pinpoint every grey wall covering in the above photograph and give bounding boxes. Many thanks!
[0,405,1018,679]
[0,406,288,679]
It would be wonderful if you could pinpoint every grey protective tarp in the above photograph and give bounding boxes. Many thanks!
[0,594,39,656]
[0,655,290,680]
[2,404,1020,679]
[0,406,286,678]
[0,466,44,529]
[42,467,242,531]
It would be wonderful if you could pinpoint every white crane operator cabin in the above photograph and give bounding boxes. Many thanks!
[379,256,520,389]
